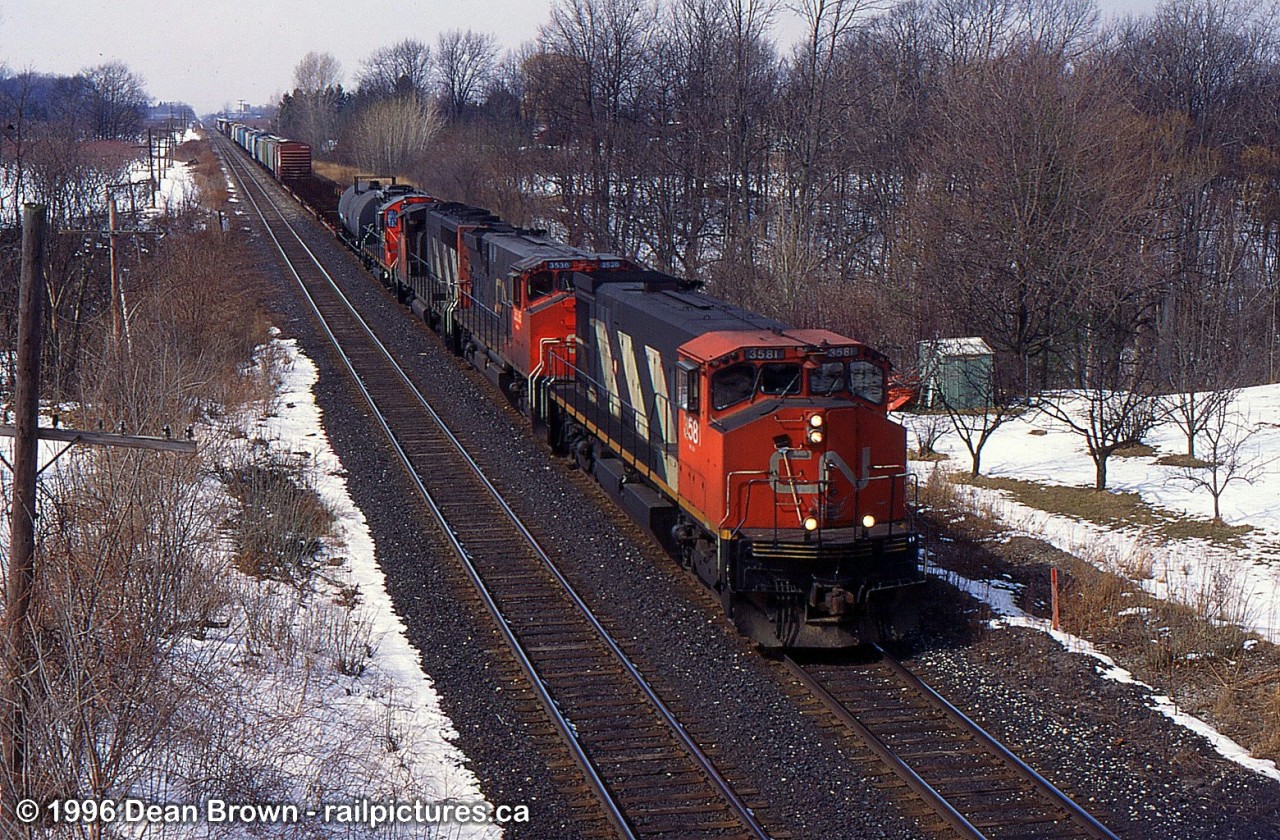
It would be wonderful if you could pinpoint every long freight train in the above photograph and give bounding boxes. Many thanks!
[218,121,924,647]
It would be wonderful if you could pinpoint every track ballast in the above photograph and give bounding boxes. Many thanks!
[215,133,773,840]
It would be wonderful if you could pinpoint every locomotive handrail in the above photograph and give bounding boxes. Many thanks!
[724,469,912,541]
[721,470,773,534]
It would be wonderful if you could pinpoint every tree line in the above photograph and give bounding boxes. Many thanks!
[0,60,164,400]
[285,0,1279,402]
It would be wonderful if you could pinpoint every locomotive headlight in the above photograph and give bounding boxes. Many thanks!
[862,514,876,529]
[803,516,819,532]
[809,414,824,428]
[806,428,824,445]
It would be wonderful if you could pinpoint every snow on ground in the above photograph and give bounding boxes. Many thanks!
[901,383,1280,643]
[1,339,500,837]
[901,384,1280,782]
[130,125,202,214]
[235,337,499,837]
[933,565,1280,783]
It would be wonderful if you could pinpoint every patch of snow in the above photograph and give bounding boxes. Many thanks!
[250,339,500,837]
[901,383,1280,643]
[932,566,1280,783]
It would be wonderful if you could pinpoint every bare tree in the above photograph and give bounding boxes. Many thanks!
[345,95,444,174]
[1039,357,1163,490]
[903,51,1160,395]
[928,0,1018,67]
[935,354,1029,476]
[909,410,951,458]
[82,61,149,140]
[0,68,39,224]
[357,39,432,99]
[1174,398,1265,522]
[282,52,344,150]
[435,30,499,117]
[293,51,342,96]
[1012,0,1100,58]
[534,0,657,249]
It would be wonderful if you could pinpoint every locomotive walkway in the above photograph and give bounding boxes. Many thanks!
[215,134,772,840]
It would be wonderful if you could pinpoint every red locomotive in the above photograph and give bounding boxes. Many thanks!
[219,119,923,647]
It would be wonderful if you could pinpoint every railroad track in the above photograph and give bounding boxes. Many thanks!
[785,646,1118,840]
[215,136,772,840]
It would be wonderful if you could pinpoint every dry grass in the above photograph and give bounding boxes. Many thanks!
[923,476,1280,765]
[910,449,951,462]
[179,134,231,217]
[1114,442,1158,457]
[219,449,336,584]
[955,473,1253,545]
[1156,453,1214,468]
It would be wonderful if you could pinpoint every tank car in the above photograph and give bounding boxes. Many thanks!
[337,179,435,282]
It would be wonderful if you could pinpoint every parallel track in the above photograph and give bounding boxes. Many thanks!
[785,646,1118,840]
[215,136,772,840]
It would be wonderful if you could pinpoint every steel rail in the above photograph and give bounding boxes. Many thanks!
[872,644,1120,840]
[218,142,634,840]
[218,137,769,840]
[781,656,986,840]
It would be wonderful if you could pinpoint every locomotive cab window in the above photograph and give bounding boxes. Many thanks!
[758,363,801,396]
[712,364,755,411]
[677,360,700,412]
[527,270,556,301]
[849,361,885,404]
[809,361,848,396]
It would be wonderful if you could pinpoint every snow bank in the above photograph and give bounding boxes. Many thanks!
[902,383,1280,642]
[932,566,1280,783]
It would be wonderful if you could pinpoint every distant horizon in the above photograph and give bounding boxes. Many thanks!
[2,0,1165,117]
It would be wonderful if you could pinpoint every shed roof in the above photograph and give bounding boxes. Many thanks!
[919,337,993,357]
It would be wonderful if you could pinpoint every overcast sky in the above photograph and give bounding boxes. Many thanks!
[2,0,1163,116]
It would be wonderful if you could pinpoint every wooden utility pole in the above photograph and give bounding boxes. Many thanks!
[3,203,45,833]
[108,192,123,345]
[1,206,195,831]
[147,129,156,208]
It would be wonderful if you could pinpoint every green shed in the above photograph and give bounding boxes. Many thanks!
[918,338,994,410]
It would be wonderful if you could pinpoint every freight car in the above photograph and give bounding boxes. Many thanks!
[216,119,312,181]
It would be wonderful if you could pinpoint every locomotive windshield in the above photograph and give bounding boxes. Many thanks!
[712,362,802,410]
[527,270,571,302]
[712,364,755,410]
[808,359,885,404]
[759,363,802,396]
[710,358,883,411]
[809,361,847,395]
[849,360,885,403]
